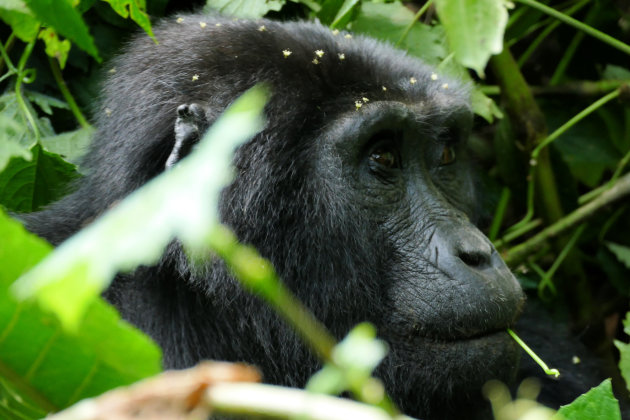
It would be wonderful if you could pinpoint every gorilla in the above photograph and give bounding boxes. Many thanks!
[20,15,613,420]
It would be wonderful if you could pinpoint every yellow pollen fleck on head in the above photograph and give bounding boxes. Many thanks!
[362,97,369,103]
[199,21,207,28]
[176,17,184,23]
[338,53,345,60]
[312,58,319,65]
[108,67,116,74]
[441,83,449,89]
[315,50,325,57]
[431,73,438,80]
[105,108,112,116]
[332,29,340,36]
[355,101,363,110]
[192,74,199,81]
[344,34,352,39]
[410,77,417,84]
[258,25,266,31]
[215,23,222,27]
[282,49,292,58]
[382,86,387,91]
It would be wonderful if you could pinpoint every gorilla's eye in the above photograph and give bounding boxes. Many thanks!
[439,145,456,166]
[370,148,398,168]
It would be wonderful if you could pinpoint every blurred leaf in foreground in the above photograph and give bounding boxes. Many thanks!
[0,210,161,417]
[11,86,268,331]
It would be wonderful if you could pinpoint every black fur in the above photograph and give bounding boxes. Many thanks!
[20,16,613,420]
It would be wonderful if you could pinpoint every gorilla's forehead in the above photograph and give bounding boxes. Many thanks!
[136,16,469,114]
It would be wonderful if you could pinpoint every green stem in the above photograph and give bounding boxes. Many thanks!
[208,225,399,415]
[481,80,627,97]
[514,0,630,56]
[503,172,630,266]
[0,33,17,74]
[516,0,589,68]
[579,147,630,204]
[507,329,560,378]
[494,219,542,248]
[15,40,40,142]
[550,2,598,85]
[532,88,621,160]
[396,0,433,47]
[48,57,90,129]
[488,188,510,241]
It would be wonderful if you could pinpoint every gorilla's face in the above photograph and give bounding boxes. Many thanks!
[310,99,525,419]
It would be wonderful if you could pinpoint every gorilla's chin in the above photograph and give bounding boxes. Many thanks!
[379,331,520,420]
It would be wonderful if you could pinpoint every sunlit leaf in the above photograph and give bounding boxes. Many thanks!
[11,86,267,330]
[203,0,284,19]
[0,210,161,416]
[23,0,100,60]
[0,144,78,212]
[555,379,620,420]
[434,0,508,77]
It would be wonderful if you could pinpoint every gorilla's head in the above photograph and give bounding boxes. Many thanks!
[23,17,526,420]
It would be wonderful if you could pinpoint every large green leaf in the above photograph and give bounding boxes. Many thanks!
[12,87,267,331]
[351,2,447,66]
[23,0,100,60]
[555,379,621,420]
[434,0,508,76]
[0,210,161,419]
[41,126,94,167]
[0,0,39,42]
[0,144,78,212]
[203,0,284,19]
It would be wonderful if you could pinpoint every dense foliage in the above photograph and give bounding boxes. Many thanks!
[0,0,629,418]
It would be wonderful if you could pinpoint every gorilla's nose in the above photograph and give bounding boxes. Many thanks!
[453,228,493,269]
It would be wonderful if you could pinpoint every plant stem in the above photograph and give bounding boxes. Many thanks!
[15,40,40,143]
[495,219,542,248]
[489,188,510,241]
[397,0,433,47]
[481,80,628,97]
[207,383,416,420]
[48,57,90,129]
[503,172,630,266]
[532,88,621,159]
[514,0,630,56]
[507,329,560,378]
[517,0,589,68]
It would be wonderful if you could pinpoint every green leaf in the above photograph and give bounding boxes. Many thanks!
[0,210,161,416]
[203,0,285,19]
[23,0,100,61]
[555,379,621,420]
[0,90,57,154]
[100,0,155,40]
[351,2,447,66]
[38,28,71,69]
[471,88,503,123]
[0,144,78,212]
[25,91,70,116]
[615,312,630,393]
[41,126,94,167]
[0,115,32,172]
[434,0,508,77]
[11,86,267,330]
[605,242,630,270]
[317,0,359,28]
[0,0,39,42]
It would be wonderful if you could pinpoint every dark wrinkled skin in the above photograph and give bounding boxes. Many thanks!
[20,16,611,420]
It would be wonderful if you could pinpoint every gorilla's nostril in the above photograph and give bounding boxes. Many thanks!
[458,250,490,268]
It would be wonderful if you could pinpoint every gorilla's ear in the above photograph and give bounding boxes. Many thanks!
[166,103,209,169]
